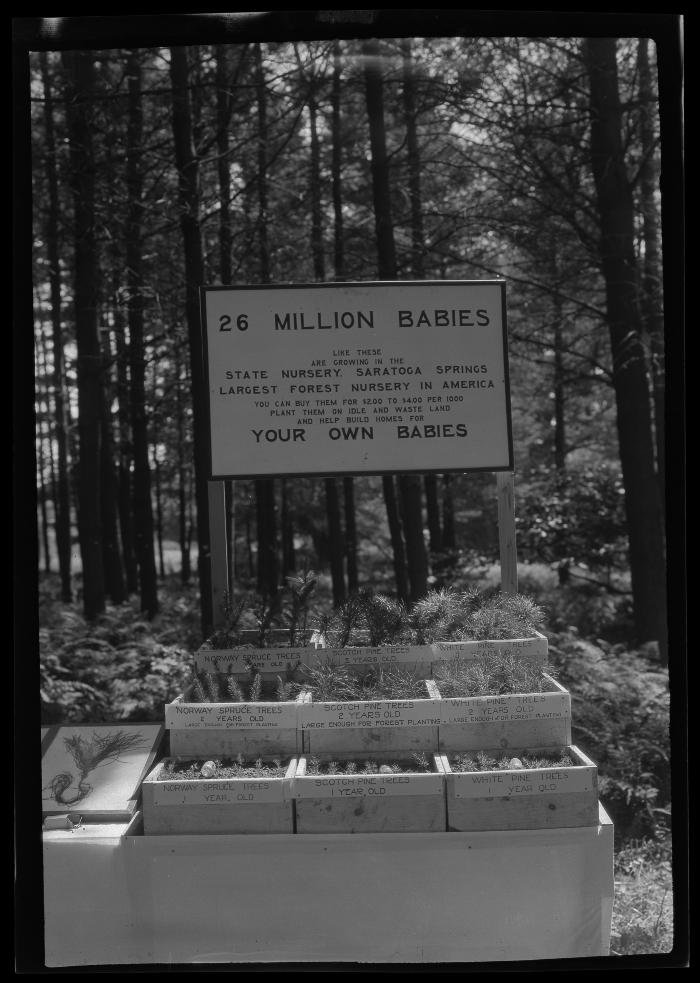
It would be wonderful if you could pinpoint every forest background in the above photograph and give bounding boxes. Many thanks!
[15,11,685,963]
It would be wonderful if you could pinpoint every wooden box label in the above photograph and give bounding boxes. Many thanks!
[153,778,285,805]
[431,635,547,662]
[317,644,432,667]
[165,702,298,730]
[440,691,569,725]
[452,766,595,799]
[299,698,441,731]
[294,772,443,799]
[195,646,311,673]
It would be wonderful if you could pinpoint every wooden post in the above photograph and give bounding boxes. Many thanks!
[496,471,518,594]
[208,480,229,627]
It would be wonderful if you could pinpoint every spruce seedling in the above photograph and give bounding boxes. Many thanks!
[226,674,245,702]
[284,570,317,645]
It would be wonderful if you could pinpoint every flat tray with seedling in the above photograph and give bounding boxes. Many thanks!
[142,754,297,835]
[439,746,599,831]
[428,652,571,751]
[297,662,440,755]
[293,752,447,833]
[166,665,311,758]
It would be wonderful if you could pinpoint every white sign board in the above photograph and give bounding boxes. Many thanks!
[202,280,512,478]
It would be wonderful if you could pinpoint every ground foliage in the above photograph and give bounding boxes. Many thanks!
[37,568,674,955]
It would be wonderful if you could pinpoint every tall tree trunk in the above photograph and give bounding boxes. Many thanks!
[424,474,443,554]
[99,330,126,603]
[552,289,567,472]
[252,42,278,597]
[256,478,278,597]
[343,476,359,594]
[331,41,345,280]
[215,44,233,285]
[331,43,358,595]
[442,474,456,551]
[152,449,165,579]
[170,45,213,633]
[299,45,347,602]
[35,374,51,574]
[215,46,236,592]
[127,49,158,618]
[112,289,139,594]
[174,340,191,585]
[637,37,665,516]
[401,38,426,280]
[383,477,410,605]
[40,50,72,601]
[402,38,441,567]
[62,49,105,620]
[363,38,427,603]
[325,478,346,605]
[281,480,296,575]
[584,38,667,654]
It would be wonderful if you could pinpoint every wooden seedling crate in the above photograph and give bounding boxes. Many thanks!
[166,683,311,758]
[293,753,447,834]
[441,745,599,832]
[430,630,548,668]
[427,675,572,751]
[298,679,440,755]
[141,756,297,835]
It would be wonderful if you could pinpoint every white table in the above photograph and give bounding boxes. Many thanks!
[43,803,614,966]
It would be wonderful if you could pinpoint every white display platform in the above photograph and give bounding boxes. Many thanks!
[43,803,614,966]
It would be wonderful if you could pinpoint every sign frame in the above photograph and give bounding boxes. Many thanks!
[200,279,513,480]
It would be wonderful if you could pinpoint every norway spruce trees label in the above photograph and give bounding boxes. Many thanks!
[195,646,311,673]
[165,702,298,730]
[201,280,512,478]
[154,779,285,805]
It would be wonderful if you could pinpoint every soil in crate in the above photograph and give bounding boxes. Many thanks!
[293,752,446,833]
[441,745,599,831]
[142,755,296,835]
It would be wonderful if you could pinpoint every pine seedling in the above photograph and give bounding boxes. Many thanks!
[459,590,546,640]
[276,674,294,701]
[409,588,470,642]
[358,589,408,646]
[363,760,379,774]
[252,592,281,646]
[325,592,366,647]
[284,570,318,645]
[412,752,431,773]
